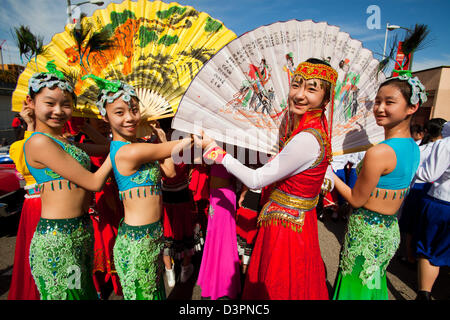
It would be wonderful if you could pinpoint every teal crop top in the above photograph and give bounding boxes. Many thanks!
[24,132,91,188]
[376,138,420,189]
[356,137,420,198]
[110,141,162,200]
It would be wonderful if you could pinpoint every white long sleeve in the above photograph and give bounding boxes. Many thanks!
[221,131,321,189]
[415,137,450,202]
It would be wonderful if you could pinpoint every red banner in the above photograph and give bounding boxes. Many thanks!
[392,41,411,77]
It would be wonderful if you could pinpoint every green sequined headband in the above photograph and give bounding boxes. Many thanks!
[82,74,138,116]
[28,60,74,94]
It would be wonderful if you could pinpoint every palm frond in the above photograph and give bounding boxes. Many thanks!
[12,25,35,62]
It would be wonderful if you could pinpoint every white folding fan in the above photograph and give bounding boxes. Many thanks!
[172,19,386,156]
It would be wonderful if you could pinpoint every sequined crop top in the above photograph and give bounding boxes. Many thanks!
[24,132,91,185]
[110,141,162,198]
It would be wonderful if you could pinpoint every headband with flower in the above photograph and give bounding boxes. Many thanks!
[82,74,139,116]
[385,69,427,106]
[28,60,74,95]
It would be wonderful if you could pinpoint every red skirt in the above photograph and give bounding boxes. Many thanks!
[242,208,329,300]
[162,201,195,259]
[8,197,41,300]
[236,207,259,260]
[91,183,124,296]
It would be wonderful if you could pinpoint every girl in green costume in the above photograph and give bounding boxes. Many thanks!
[85,75,193,300]
[332,72,427,300]
[23,62,113,300]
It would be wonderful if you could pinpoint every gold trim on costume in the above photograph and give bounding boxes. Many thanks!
[258,188,319,232]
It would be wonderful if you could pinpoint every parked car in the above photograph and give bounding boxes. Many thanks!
[0,152,25,217]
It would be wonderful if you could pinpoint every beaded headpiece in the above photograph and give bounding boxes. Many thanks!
[293,61,338,86]
[28,60,74,95]
[82,74,139,116]
[385,70,427,106]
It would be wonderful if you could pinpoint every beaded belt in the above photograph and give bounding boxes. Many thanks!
[258,188,319,232]
[119,185,161,201]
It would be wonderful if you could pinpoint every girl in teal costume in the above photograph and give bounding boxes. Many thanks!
[332,71,427,300]
[85,75,193,300]
[23,62,112,300]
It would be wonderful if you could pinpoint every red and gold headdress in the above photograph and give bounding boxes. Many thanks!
[293,61,338,86]
[283,60,339,163]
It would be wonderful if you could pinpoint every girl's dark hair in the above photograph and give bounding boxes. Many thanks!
[420,117,447,145]
[379,78,414,106]
[28,74,77,105]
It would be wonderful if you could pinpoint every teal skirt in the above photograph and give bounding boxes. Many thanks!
[333,208,400,300]
[29,215,98,300]
[113,220,166,300]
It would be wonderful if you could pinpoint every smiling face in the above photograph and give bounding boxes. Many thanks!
[374,83,418,129]
[288,76,328,117]
[104,95,141,141]
[27,86,73,132]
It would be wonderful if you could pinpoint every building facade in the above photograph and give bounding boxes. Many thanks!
[413,66,450,125]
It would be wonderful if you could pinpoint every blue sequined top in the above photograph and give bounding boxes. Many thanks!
[376,138,420,189]
[24,132,91,185]
[110,141,161,193]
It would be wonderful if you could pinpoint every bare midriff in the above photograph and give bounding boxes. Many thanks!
[39,180,91,219]
[362,187,410,215]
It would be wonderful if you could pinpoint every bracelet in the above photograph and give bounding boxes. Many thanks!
[203,146,227,163]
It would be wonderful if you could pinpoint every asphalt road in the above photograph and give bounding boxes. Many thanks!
[1,210,449,300]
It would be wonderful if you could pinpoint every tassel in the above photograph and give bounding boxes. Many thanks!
[383,191,388,200]
[144,188,146,197]
[376,189,379,198]
[393,191,397,200]
[67,181,71,190]
[137,188,140,198]
[129,190,132,199]
[51,182,54,191]
[59,181,62,190]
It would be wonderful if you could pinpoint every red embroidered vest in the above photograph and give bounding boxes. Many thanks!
[258,109,331,232]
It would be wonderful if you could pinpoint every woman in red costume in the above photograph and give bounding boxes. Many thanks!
[199,58,337,300]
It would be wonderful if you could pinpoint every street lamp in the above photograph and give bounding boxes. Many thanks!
[66,0,104,24]
[383,23,412,59]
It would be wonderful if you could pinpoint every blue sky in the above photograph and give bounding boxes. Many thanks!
[1,0,449,72]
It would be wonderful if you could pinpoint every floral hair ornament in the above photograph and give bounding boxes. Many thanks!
[82,74,139,116]
[28,60,74,94]
[386,69,427,105]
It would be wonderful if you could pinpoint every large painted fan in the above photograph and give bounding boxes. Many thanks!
[172,19,386,156]
[11,0,236,135]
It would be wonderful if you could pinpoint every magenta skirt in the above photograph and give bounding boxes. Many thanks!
[196,185,241,299]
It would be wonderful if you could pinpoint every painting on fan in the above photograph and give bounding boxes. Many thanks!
[173,20,386,156]
[12,0,237,130]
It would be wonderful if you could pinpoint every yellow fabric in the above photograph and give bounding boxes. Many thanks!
[9,131,36,186]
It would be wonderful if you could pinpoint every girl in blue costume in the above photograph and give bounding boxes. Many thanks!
[23,62,112,300]
[332,71,427,300]
[85,75,194,300]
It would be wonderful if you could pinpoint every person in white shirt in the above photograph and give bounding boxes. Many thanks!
[399,118,447,265]
[414,121,450,300]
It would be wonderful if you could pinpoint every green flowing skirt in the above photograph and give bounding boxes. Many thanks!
[333,208,400,300]
[113,220,166,300]
[29,215,98,300]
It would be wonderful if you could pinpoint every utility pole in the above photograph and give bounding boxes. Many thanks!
[0,40,6,71]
